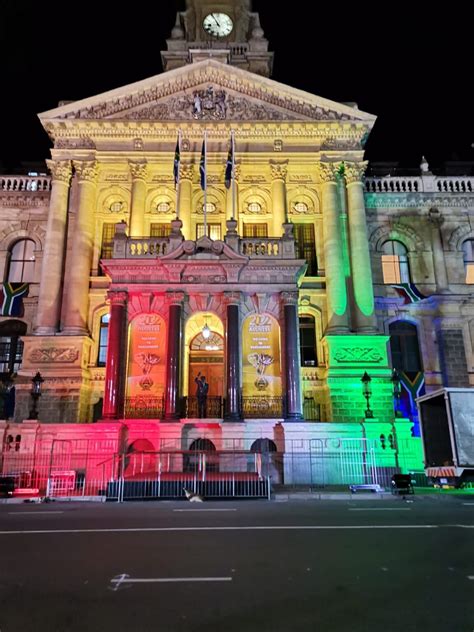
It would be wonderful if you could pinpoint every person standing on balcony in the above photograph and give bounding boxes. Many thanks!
[195,372,209,418]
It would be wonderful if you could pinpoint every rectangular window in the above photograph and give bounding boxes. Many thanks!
[299,317,317,366]
[150,223,171,237]
[196,223,221,240]
[243,223,268,238]
[293,223,318,276]
[100,223,116,260]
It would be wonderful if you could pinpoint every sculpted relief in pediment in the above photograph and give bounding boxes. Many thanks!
[63,85,356,123]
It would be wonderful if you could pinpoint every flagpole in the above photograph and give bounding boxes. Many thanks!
[176,129,181,219]
[204,129,208,238]
[231,129,236,221]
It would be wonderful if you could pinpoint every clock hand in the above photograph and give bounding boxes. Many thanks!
[211,13,221,27]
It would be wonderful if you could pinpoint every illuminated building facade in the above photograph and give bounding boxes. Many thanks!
[1,0,473,484]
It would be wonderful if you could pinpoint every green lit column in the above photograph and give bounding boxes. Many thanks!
[178,164,193,241]
[345,162,377,333]
[319,162,349,333]
[129,161,148,238]
[270,162,288,236]
[63,160,98,335]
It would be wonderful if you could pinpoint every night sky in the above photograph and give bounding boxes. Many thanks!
[1,1,472,172]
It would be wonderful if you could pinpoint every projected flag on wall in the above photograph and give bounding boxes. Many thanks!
[0,283,29,316]
[392,283,427,304]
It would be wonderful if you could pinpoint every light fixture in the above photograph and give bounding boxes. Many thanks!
[202,315,211,340]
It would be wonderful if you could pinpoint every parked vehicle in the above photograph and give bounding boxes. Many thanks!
[416,388,474,487]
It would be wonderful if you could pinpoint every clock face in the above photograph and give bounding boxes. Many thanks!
[203,13,233,38]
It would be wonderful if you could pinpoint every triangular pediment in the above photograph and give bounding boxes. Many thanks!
[39,59,375,124]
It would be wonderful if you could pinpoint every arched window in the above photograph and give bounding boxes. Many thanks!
[381,240,410,284]
[97,313,110,366]
[462,239,474,283]
[299,315,317,367]
[389,321,422,374]
[7,239,35,282]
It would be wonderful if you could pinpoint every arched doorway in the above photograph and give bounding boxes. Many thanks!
[250,438,283,483]
[184,438,218,473]
[184,312,224,418]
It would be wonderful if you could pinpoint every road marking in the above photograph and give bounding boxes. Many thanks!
[0,524,450,535]
[468,576,474,580]
[462,503,474,506]
[109,573,232,591]
[173,509,237,512]
[348,508,411,511]
[8,511,64,515]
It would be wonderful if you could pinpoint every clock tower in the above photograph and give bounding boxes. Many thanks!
[161,0,273,77]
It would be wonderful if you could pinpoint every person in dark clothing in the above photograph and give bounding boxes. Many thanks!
[195,372,209,418]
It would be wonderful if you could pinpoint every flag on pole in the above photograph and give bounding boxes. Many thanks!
[199,137,206,190]
[173,133,181,189]
[392,283,427,304]
[224,135,234,189]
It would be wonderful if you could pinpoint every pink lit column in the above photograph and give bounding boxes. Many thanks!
[164,292,184,420]
[103,291,127,420]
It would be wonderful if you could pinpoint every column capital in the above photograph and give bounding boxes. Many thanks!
[179,163,194,181]
[281,291,299,306]
[318,161,342,183]
[46,159,72,184]
[270,161,288,181]
[73,160,98,184]
[129,160,148,181]
[224,291,241,306]
[166,290,185,306]
[344,161,368,185]
[428,207,444,228]
[107,290,128,306]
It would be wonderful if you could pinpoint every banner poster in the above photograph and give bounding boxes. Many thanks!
[127,313,166,400]
[242,313,281,396]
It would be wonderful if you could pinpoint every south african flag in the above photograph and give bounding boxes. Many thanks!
[0,283,29,316]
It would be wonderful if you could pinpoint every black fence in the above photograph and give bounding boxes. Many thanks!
[184,396,223,418]
[241,396,284,418]
[124,396,165,419]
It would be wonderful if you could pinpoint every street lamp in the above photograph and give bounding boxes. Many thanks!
[28,371,44,420]
[0,373,15,420]
[391,368,402,417]
[201,315,211,340]
[361,371,374,418]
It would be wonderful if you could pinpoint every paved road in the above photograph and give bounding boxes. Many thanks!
[0,497,473,632]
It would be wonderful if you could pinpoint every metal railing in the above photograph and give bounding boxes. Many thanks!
[184,396,223,419]
[124,396,164,419]
[241,396,284,418]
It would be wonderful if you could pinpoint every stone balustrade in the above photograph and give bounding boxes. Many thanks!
[365,175,474,194]
[0,175,51,192]
[187,41,249,56]
[127,238,169,257]
[240,238,283,257]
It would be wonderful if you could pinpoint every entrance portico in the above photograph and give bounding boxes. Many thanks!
[101,219,306,424]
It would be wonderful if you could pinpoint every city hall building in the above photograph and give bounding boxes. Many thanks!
[1,0,473,493]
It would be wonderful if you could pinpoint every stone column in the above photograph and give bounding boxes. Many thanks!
[282,292,303,420]
[428,207,449,292]
[271,162,288,236]
[178,164,193,241]
[103,291,127,419]
[224,292,242,420]
[345,162,377,332]
[63,161,98,335]
[129,161,148,238]
[35,160,72,334]
[225,165,240,222]
[164,291,184,420]
[319,162,349,333]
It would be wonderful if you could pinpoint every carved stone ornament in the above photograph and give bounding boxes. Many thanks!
[333,347,383,363]
[344,161,368,185]
[46,160,72,184]
[107,290,128,305]
[428,207,445,228]
[179,163,194,180]
[29,348,79,363]
[129,162,148,181]
[270,163,288,181]
[55,138,95,149]
[73,161,98,183]
[281,291,299,306]
[318,162,342,183]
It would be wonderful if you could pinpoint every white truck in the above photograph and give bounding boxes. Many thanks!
[416,388,474,487]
